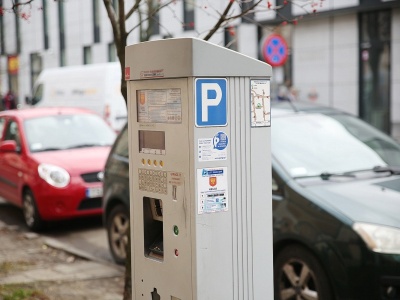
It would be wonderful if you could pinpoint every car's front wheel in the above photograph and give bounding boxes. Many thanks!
[22,189,45,231]
[107,204,129,265]
[274,245,333,300]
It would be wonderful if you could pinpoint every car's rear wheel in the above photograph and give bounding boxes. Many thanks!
[22,189,45,231]
[107,204,129,265]
[274,245,333,300]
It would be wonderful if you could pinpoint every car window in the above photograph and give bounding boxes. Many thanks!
[0,118,5,140]
[271,112,400,178]
[113,125,129,158]
[331,114,400,166]
[4,120,21,148]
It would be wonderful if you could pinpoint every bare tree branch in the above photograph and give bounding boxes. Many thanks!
[202,1,235,41]
[203,0,263,41]
[225,0,264,22]
[127,0,175,37]
[12,0,35,10]
[103,0,120,46]
[125,0,141,21]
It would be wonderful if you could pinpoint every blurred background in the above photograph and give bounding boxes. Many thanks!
[0,0,399,141]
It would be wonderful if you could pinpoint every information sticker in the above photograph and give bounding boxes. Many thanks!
[250,80,271,127]
[197,167,228,214]
[137,88,182,123]
[198,132,228,162]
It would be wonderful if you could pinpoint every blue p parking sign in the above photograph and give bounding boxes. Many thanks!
[195,78,227,127]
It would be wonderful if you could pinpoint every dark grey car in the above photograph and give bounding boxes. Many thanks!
[102,124,130,265]
[102,101,400,300]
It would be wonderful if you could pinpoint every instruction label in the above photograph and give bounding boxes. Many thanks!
[250,80,271,127]
[198,132,228,161]
[137,89,182,123]
[197,167,228,214]
[168,172,183,186]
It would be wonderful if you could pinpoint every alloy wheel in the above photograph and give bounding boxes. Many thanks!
[23,192,36,227]
[279,258,318,300]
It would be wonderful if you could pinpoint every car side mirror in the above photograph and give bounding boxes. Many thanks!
[0,140,18,153]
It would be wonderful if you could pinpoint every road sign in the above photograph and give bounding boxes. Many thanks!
[195,78,227,127]
[262,34,288,67]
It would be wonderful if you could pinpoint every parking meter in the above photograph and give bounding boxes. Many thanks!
[125,38,273,300]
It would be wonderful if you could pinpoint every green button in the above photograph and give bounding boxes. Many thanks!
[173,225,179,235]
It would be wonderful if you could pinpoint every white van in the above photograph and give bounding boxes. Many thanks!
[26,62,127,131]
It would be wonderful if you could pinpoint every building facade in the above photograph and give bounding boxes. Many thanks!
[0,0,399,140]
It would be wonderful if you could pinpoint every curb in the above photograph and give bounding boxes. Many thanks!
[1,261,123,285]
[0,221,124,286]
[43,237,124,272]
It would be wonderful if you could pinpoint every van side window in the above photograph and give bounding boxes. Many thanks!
[33,84,44,104]
[114,125,128,158]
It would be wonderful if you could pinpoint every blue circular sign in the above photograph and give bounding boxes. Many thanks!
[262,34,288,67]
[213,132,228,150]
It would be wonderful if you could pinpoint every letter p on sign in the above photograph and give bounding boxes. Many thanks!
[195,78,227,127]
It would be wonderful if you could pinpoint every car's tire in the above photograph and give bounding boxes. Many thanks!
[107,204,129,265]
[274,245,333,300]
[22,189,45,231]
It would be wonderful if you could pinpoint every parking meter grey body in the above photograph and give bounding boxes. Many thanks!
[125,38,273,300]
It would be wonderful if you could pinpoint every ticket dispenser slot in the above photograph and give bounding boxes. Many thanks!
[143,197,163,260]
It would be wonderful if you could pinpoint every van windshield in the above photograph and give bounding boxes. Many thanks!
[32,84,44,105]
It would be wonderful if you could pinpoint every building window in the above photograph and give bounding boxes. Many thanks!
[183,1,195,31]
[30,53,42,91]
[275,0,292,23]
[241,0,254,23]
[42,0,49,49]
[140,1,160,41]
[15,0,21,53]
[148,0,160,36]
[0,0,4,55]
[58,0,66,66]
[359,10,391,134]
[108,42,117,62]
[224,26,238,51]
[84,46,92,65]
[93,0,100,43]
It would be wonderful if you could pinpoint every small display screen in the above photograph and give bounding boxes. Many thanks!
[139,130,165,155]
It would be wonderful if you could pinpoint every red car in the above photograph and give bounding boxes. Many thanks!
[0,107,116,231]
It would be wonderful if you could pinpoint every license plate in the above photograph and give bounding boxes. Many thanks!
[86,187,103,198]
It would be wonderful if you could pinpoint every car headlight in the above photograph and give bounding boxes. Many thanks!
[353,222,400,255]
[38,164,70,188]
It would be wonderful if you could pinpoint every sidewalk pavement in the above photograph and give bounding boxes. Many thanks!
[0,221,125,300]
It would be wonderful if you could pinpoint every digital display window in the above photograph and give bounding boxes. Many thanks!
[139,130,165,155]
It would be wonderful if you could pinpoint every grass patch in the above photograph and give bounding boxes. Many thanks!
[0,261,36,274]
[0,284,49,300]
[0,262,14,274]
